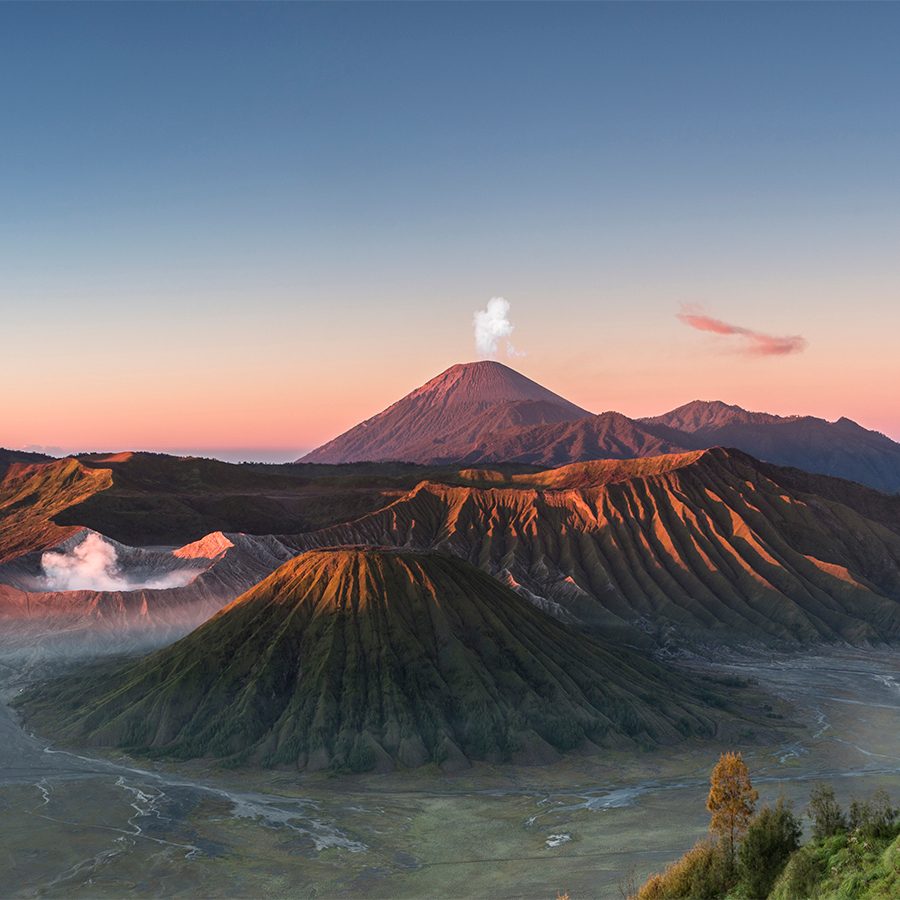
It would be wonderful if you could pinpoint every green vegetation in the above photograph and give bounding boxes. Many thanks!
[636,755,899,899]
[737,800,801,897]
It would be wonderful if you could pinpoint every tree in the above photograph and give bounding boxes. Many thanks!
[849,789,898,839]
[737,798,802,898]
[706,751,758,867]
[808,782,846,840]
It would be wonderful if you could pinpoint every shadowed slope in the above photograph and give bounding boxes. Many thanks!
[0,450,469,556]
[461,411,689,466]
[300,361,591,464]
[18,549,723,771]
[291,449,900,644]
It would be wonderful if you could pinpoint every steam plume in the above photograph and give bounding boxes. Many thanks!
[40,533,194,592]
[473,297,522,358]
[677,306,807,357]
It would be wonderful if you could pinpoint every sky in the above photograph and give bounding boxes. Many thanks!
[2,2,899,461]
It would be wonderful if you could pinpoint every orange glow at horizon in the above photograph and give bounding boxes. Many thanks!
[3,284,899,457]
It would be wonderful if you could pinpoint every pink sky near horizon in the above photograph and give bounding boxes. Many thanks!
[4,288,898,461]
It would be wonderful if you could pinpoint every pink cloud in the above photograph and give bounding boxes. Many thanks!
[677,307,807,357]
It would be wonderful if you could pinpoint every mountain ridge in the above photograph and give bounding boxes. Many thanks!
[286,447,900,644]
[299,363,900,492]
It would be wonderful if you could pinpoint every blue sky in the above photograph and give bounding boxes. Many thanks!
[2,2,899,458]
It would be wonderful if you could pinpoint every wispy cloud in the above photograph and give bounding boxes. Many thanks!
[677,306,807,357]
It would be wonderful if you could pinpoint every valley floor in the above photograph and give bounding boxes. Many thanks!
[0,647,898,899]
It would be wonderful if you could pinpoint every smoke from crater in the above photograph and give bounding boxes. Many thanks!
[39,533,195,592]
[473,297,523,359]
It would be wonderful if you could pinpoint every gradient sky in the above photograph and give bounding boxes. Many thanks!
[2,2,899,461]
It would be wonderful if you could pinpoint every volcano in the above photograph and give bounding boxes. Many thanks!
[299,361,591,464]
[299,365,900,493]
[19,548,723,771]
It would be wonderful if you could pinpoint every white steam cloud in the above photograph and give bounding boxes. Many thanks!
[473,296,523,359]
[40,533,195,592]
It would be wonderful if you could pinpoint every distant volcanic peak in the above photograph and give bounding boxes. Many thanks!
[643,399,791,432]
[833,416,870,433]
[408,360,589,412]
[298,362,590,464]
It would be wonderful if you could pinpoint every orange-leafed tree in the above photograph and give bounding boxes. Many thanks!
[706,751,758,866]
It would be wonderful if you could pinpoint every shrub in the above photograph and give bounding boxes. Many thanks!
[848,790,898,840]
[769,846,822,900]
[737,799,802,898]
[637,840,732,899]
[808,782,847,840]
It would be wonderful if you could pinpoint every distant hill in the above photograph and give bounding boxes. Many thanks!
[17,548,726,771]
[641,401,900,494]
[642,399,787,432]
[298,361,591,464]
[0,447,55,474]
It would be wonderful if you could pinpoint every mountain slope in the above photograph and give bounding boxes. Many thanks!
[0,458,114,565]
[0,447,56,476]
[642,401,900,494]
[289,449,900,644]
[299,361,591,464]
[460,411,689,466]
[18,548,724,771]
